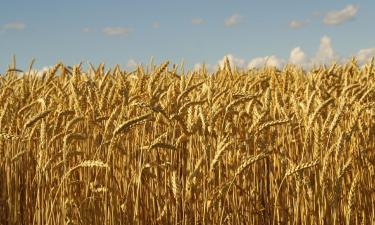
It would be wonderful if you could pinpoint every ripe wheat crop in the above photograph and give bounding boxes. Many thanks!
[0,58,375,224]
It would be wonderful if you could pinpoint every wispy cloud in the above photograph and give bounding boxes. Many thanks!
[192,18,204,25]
[3,22,26,31]
[102,27,130,36]
[289,20,307,29]
[224,14,243,27]
[323,4,359,25]
[152,21,160,29]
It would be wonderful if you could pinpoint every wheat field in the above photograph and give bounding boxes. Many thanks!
[0,57,375,225]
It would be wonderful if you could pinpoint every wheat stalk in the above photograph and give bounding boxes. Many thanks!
[113,112,153,136]
[24,109,52,129]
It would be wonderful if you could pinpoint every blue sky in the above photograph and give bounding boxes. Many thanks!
[1,0,375,71]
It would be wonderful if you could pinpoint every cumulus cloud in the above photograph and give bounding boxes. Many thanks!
[316,36,335,58]
[310,36,375,67]
[194,54,246,72]
[286,36,341,68]
[224,14,243,27]
[102,27,130,36]
[192,18,204,25]
[193,36,375,71]
[248,56,286,69]
[3,22,25,30]
[289,20,306,29]
[355,48,375,65]
[218,54,246,69]
[289,47,306,65]
[323,4,359,25]
[310,36,340,66]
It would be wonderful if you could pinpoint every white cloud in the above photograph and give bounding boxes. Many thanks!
[248,56,285,69]
[310,36,340,66]
[248,58,267,69]
[194,54,246,72]
[102,27,130,36]
[192,36,375,71]
[316,36,335,58]
[218,54,246,69]
[289,47,306,65]
[289,20,306,29]
[3,22,25,30]
[152,21,160,29]
[126,59,138,69]
[355,48,375,65]
[192,18,204,25]
[323,4,359,25]
[224,14,243,27]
